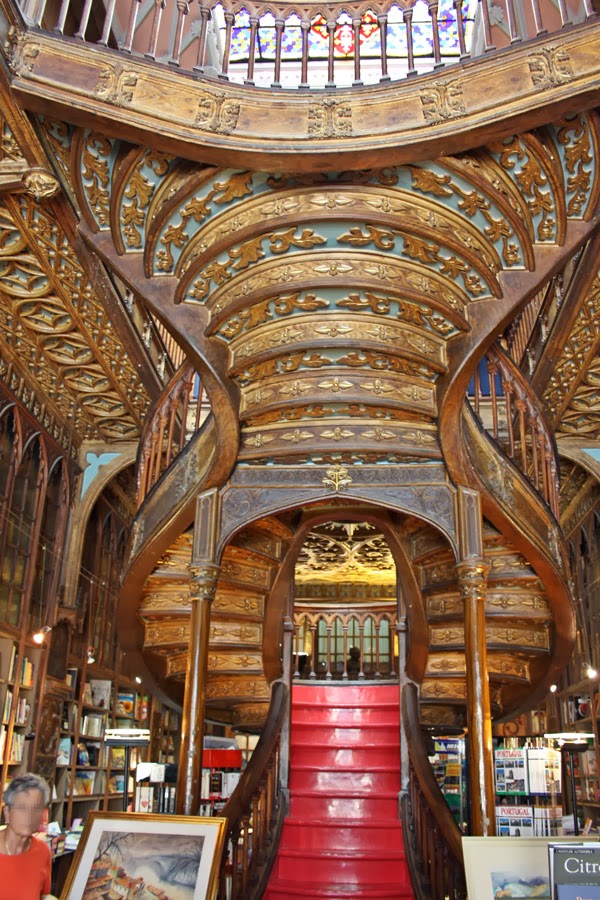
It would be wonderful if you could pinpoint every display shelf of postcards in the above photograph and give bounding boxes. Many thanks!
[494,739,563,837]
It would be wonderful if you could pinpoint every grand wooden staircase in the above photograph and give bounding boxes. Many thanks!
[3,2,599,895]
[265,683,412,900]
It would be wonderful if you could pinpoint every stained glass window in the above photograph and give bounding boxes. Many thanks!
[223,0,478,64]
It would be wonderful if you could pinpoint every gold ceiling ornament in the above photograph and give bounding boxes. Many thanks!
[21,168,60,201]
[295,522,396,585]
[321,463,352,493]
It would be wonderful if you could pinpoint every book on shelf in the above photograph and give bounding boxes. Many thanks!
[81,683,93,705]
[56,738,71,766]
[88,679,111,709]
[116,692,134,716]
[494,747,530,794]
[73,770,95,796]
[2,690,12,724]
[20,656,34,688]
[81,714,104,738]
[550,843,600,899]
[14,696,31,726]
[134,693,148,722]
[108,774,124,794]
[9,731,25,763]
[65,668,77,693]
[7,645,16,683]
[109,746,125,769]
[76,742,90,766]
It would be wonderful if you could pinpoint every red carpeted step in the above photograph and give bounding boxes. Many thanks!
[290,789,399,818]
[291,742,400,769]
[278,818,403,852]
[265,880,414,899]
[289,765,400,793]
[264,682,414,900]
[276,848,409,884]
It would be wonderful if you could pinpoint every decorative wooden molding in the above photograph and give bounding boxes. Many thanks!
[6,24,600,172]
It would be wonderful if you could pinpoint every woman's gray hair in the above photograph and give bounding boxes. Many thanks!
[3,773,50,807]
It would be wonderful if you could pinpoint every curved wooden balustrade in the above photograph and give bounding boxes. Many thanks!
[19,0,596,89]
[293,605,398,680]
[219,680,288,900]
[401,682,467,900]
[468,342,560,519]
[136,360,209,507]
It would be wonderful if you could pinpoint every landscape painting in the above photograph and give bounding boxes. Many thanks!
[61,811,227,900]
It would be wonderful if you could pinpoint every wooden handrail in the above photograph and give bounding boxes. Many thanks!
[401,682,467,900]
[16,0,598,90]
[218,680,288,900]
[467,342,560,518]
[136,361,209,508]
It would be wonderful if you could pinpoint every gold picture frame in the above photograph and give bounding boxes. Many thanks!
[60,810,227,899]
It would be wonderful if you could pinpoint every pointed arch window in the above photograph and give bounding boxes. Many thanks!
[0,435,44,626]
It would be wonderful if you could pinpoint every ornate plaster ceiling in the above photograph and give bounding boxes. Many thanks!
[295,521,396,585]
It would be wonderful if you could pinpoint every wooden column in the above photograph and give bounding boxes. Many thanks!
[457,487,495,836]
[176,488,220,815]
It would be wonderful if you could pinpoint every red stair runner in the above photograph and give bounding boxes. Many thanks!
[264,683,414,899]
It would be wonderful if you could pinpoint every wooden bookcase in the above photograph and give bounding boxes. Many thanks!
[0,631,42,792]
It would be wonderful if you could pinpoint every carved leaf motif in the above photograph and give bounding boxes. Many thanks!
[213,172,253,204]
[409,167,453,197]
[270,228,327,253]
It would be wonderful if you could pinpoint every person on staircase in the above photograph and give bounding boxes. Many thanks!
[347,647,361,678]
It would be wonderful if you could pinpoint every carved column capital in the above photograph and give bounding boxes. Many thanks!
[189,562,220,601]
[456,560,490,602]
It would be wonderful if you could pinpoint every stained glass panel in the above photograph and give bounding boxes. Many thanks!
[225,0,478,63]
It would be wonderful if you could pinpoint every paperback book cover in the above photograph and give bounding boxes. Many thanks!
[116,692,134,716]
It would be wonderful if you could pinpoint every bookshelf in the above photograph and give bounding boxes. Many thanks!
[0,634,42,791]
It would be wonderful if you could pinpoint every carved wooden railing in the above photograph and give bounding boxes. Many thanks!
[136,360,209,507]
[467,342,560,518]
[293,604,397,680]
[401,682,467,900]
[218,681,288,900]
[17,0,597,89]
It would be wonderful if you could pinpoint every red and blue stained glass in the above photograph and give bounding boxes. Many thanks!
[227,0,478,62]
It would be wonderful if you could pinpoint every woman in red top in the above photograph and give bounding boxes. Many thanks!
[0,773,52,899]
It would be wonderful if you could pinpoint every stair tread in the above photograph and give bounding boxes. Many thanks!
[292,788,399,797]
[266,878,413,898]
[278,848,406,860]
[292,764,400,772]
[284,817,403,828]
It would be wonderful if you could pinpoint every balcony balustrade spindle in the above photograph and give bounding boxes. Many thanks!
[123,0,143,52]
[194,4,211,70]
[428,1,444,67]
[74,0,93,39]
[273,17,284,86]
[379,13,390,80]
[99,0,118,45]
[246,15,259,83]
[146,0,167,59]
[169,0,190,65]
[52,0,69,33]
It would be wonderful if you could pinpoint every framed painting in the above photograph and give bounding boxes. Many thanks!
[60,811,227,900]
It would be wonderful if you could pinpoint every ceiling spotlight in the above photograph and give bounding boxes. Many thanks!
[549,684,557,693]
[87,646,96,664]
[586,665,597,679]
[135,676,142,684]
[32,625,51,645]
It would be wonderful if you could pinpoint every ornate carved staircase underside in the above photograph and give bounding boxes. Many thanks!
[11,53,600,723]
